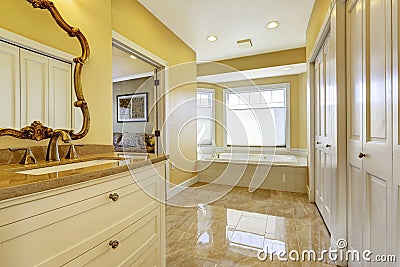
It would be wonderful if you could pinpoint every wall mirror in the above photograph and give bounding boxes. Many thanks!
[0,0,90,141]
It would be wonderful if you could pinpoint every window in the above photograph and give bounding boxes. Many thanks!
[197,89,215,146]
[224,84,289,147]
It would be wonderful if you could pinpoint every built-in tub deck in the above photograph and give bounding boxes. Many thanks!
[197,153,308,193]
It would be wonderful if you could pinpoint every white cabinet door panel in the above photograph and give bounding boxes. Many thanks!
[20,49,49,126]
[0,41,20,129]
[48,58,72,129]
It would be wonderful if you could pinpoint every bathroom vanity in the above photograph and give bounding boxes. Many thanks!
[0,2,167,266]
[0,153,167,267]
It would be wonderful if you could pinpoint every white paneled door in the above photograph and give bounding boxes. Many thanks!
[346,0,393,266]
[315,33,335,233]
[392,0,400,263]
[347,1,364,264]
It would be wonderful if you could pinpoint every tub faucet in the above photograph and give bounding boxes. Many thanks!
[46,130,72,162]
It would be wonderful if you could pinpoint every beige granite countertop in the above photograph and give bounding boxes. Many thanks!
[0,153,167,201]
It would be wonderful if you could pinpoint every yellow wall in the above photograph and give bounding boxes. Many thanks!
[199,73,308,149]
[198,47,306,76]
[0,0,197,186]
[0,0,113,149]
[112,0,197,185]
[306,0,331,59]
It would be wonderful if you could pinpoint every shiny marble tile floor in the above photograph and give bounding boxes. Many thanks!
[166,183,336,266]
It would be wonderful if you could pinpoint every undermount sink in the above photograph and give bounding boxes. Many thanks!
[15,159,122,175]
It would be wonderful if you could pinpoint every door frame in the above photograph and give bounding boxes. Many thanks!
[111,30,170,193]
[112,30,169,154]
[307,0,347,263]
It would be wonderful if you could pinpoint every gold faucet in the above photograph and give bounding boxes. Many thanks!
[46,130,72,161]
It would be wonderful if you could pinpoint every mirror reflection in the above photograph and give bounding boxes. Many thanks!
[0,0,90,143]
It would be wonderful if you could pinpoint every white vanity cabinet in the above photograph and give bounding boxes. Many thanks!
[0,39,73,130]
[0,162,166,267]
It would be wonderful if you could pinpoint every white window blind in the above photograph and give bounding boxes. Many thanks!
[225,85,288,147]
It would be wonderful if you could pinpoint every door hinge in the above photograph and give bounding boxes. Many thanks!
[154,130,161,137]
[154,79,160,86]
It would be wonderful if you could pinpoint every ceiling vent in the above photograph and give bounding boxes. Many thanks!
[237,39,253,49]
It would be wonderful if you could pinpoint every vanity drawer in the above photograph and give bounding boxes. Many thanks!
[131,163,165,182]
[0,162,165,226]
[130,239,162,267]
[0,173,164,267]
[64,207,161,267]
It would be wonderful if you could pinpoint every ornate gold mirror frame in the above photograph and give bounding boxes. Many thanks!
[0,0,90,141]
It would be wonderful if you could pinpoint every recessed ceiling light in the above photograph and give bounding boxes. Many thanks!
[283,66,293,71]
[266,21,280,29]
[207,35,218,42]
[129,55,137,59]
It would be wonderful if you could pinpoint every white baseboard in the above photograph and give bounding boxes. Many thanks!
[167,176,198,200]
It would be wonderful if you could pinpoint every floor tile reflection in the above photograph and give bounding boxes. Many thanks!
[166,183,336,266]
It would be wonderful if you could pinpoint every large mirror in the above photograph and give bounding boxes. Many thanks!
[0,0,90,141]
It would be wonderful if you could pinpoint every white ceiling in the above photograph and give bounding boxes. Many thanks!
[138,0,315,61]
[112,46,155,82]
[197,63,306,83]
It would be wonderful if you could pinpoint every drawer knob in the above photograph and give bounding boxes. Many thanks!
[109,193,119,201]
[109,240,119,249]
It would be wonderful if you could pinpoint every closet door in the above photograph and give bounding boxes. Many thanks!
[347,0,393,265]
[315,34,334,232]
[363,0,392,262]
[393,0,400,262]
[315,50,325,222]
[347,1,364,264]
[0,41,20,129]
[49,58,72,129]
[322,35,335,230]
[20,49,49,126]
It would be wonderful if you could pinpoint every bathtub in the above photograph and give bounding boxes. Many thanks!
[197,152,308,193]
[200,152,299,165]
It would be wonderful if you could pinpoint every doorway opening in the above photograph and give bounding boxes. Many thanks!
[111,35,167,155]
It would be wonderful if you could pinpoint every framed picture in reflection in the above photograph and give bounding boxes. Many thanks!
[117,93,148,122]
